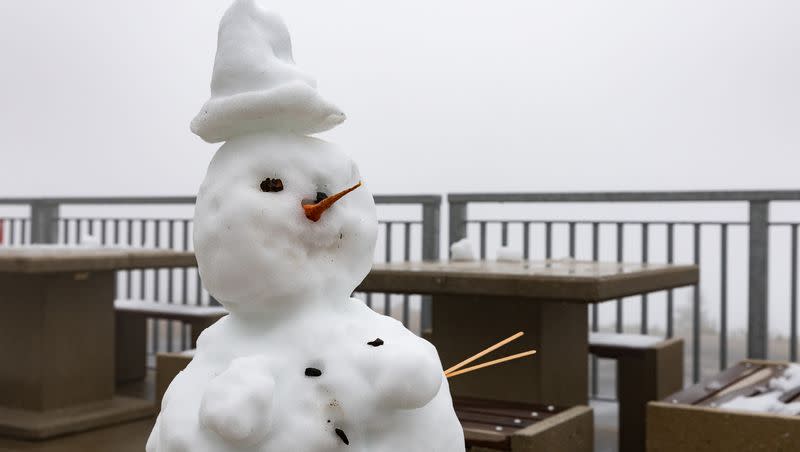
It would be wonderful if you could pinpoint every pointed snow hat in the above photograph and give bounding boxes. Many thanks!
[191,0,345,143]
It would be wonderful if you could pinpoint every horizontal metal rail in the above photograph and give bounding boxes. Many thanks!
[0,194,442,206]
[449,190,800,203]
[466,219,751,226]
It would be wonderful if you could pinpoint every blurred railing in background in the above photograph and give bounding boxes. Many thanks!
[0,195,440,356]
[2,190,799,399]
[448,191,800,395]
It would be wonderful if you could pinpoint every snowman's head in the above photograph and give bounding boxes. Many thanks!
[193,133,377,312]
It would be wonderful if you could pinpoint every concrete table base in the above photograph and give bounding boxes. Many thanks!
[432,294,588,407]
[0,271,154,439]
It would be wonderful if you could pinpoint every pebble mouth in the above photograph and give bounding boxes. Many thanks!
[334,428,349,445]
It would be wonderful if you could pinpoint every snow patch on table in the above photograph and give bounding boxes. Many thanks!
[589,332,663,348]
[450,238,476,261]
[496,246,522,262]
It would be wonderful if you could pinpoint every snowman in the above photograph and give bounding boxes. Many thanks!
[146,1,464,451]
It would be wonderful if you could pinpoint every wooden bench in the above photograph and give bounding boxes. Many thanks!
[115,300,226,382]
[589,333,683,452]
[458,397,593,451]
[154,353,593,451]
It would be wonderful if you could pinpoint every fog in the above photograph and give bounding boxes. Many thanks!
[1,1,798,196]
[1,1,799,350]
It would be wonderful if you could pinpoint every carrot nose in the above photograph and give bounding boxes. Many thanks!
[303,182,362,222]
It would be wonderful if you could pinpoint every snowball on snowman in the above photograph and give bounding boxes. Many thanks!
[146,1,464,451]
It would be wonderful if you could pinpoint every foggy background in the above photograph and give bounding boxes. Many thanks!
[1,0,797,196]
[1,1,799,366]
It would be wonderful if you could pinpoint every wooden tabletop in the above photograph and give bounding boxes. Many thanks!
[357,259,699,303]
[0,247,197,273]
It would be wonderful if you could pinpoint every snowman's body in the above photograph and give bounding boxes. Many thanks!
[150,299,462,452]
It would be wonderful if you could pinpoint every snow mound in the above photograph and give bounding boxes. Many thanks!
[720,391,800,416]
[719,364,800,416]
[450,238,476,261]
[496,246,522,262]
[769,363,800,393]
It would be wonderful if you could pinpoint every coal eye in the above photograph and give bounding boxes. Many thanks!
[260,178,284,193]
[315,192,328,203]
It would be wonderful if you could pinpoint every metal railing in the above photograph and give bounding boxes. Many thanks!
[2,190,799,395]
[0,195,440,354]
[449,190,800,390]
[0,217,29,245]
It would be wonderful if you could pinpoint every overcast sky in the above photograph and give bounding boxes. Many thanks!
[1,0,798,198]
[1,1,799,343]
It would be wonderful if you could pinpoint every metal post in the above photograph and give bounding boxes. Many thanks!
[748,201,769,359]
[421,200,441,332]
[720,224,729,369]
[791,225,798,362]
[30,200,60,244]
[448,200,467,248]
[692,224,701,382]
[422,202,441,261]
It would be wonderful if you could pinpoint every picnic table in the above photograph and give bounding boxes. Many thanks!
[0,247,196,440]
[358,259,699,407]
